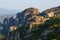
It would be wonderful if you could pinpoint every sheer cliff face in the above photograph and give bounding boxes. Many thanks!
[25,8,39,16]
[16,8,47,29]
[16,8,40,25]
[24,7,40,20]
[41,6,60,17]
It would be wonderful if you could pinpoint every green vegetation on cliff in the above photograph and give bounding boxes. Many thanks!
[16,17,60,40]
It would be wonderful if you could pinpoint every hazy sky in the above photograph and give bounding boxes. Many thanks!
[0,0,60,12]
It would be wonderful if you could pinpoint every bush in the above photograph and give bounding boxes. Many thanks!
[0,34,5,40]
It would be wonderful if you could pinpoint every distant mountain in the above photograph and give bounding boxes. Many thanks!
[0,8,19,23]
[0,14,16,23]
[0,8,18,16]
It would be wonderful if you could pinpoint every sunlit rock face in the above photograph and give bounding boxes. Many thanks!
[16,7,49,29]
[41,6,60,17]
[18,7,47,29]
[17,7,39,20]
[9,26,17,31]
[24,7,39,16]
[16,7,40,27]
[29,16,47,29]
[41,9,55,17]
[24,7,40,20]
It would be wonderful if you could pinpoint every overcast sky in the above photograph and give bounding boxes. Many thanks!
[0,0,60,12]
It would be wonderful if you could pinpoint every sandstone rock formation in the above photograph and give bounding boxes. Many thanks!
[9,26,17,31]
[0,6,60,40]
[16,7,47,29]
[41,6,60,17]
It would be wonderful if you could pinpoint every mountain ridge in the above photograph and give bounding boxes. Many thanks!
[0,6,60,40]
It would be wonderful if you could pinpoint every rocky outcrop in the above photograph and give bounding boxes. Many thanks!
[16,7,47,29]
[16,7,39,22]
[0,6,60,40]
[5,7,48,40]
[29,16,47,29]
[40,6,60,17]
